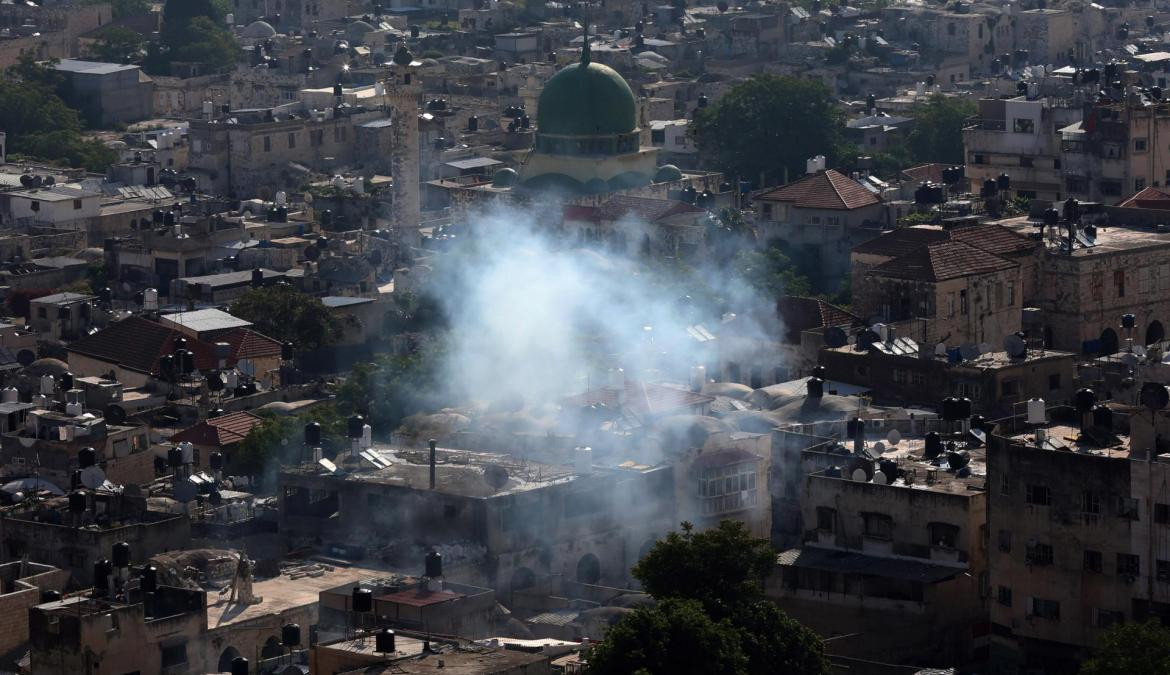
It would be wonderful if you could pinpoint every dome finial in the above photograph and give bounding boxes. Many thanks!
[581,22,591,65]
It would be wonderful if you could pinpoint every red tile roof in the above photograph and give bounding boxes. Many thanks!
[170,411,265,447]
[776,296,863,343]
[562,380,713,417]
[868,241,1017,282]
[221,328,283,360]
[596,195,706,222]
[852,226,949,257]
[755,170,881,210]
[1117,186,1170,209]
[900,163,952,184]
[67,316,220,375]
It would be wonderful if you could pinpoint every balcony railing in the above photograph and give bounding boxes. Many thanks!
[964,117,1007,131]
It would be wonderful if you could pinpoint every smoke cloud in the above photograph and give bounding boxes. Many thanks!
[422,202,786,409]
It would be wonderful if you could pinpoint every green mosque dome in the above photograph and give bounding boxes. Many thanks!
[536,60,637,137]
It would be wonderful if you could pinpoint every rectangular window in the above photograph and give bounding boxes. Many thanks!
[1158,560,1170,581]
[1083,490,1101,523]
[1025,484,1050,506]
[1156,502,1170,524]
[1115,270,1126,298]
[288,132,296,149]
[997,586,1012,606]
[1085,549,1103,573]
[1013,118,1035,133]
[1136,137,1149,152]
[1118,553,1140,577]
[1118,496,1140,520]
[1030,597,1060,620]
[816,506,836,532]
[1049,373,1062,390]
[960,289,968,316]
[1097,609,1124,628]
[73,199,82,210]
[1027,543,1054,566]
[862,513,893,540]
[1020,156,1033,167]
[998,529,1012,552]
[263,136,271,152]
[973,154,986,165]
[929,523,959,549]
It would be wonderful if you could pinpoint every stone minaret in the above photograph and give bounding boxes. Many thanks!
[385,44,421,231]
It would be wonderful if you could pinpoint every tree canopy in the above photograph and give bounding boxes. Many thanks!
[86,26,147,64]
[80,0,152,19]
[0,55,116,170]
[588,521,830,675]
[1080,621,1170,675]
[145,0,239,75]
[233,407,347,480]
[335,342,447,435]
[229,285,342,351]
[905,95,975,165]
[733,245,812,300]
[692,75,847,187]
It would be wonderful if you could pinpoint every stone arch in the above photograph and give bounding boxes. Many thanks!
[511,566,536,592]
[218,646,241,672]
[1099,327,1119,355]
[1147,320,1165,346]
[576,553,601,585]
[261,636,283,659]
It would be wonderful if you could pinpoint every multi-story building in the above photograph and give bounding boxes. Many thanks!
[986,401,1170,674]
[768,423,989,666]
[1061,97,1170,205]
[964,96,1082,204]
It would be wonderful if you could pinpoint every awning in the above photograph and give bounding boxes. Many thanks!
[777,547,965,584]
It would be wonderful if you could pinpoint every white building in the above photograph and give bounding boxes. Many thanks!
[1,184,102,228]
[649,119,697,155]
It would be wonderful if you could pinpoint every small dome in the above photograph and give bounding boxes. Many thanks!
[346,20,374,41]
[655,164,683,182]
[25,358,69,377]
[242,20,277,38]
[492,168,518,187]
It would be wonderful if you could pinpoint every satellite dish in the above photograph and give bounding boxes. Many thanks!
[174,482,197,503]
[304,245,321,261]
[886,429,901,446]
[934,342,947,357]
[872,471,889,485]
[1004,333,1027,359]
[979,342,992,355]
[16,350,35,367]
[79,465,106,490]
[318,458,338,474]
[1140,382,1170,411]
[1135,344,1149,358]
[103,405,126,425]
[959,343,980,360]
[824,326,848,349]
[872,441,886,454]
[851,468,869,481]
[209,491,223,506]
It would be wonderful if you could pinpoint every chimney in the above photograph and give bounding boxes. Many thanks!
[428,439,437,490]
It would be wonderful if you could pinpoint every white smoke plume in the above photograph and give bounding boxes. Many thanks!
[424,202,785,408]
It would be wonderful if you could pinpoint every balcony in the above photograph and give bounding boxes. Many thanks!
[964,117,1007,131]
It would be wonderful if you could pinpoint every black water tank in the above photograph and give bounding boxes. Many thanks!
[376,627,396,653]
[1122,313,1137,329]
[812,365,827,379]
[40,589,60,603]
[78,447,97,469]
[468,115,478,132]
[956,397,972,419]
[282,623,301,647]
[947,448,970,470]
[1074,387,1097,413]
[141,565,157,593]
[878,459,898,484]
[60,372,73,391]
[924,432,943,459]
[347,414,365,439]
[996,173,1011,192]
[304,422,322,446]
[68,491,86,513]
[425,550,443,578]
[209,452,223,471]
[942,396,960,421]
[93,559,111,592]
[1093,404,1113,431]
[251,268,264,287]
[970,415,987,431]
[112,542,130,568]
[352,586,373,612]
[231,657,249,675]
[807,377,824,398]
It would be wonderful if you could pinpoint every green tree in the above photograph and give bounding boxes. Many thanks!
[145,0,238,75]
[335,341,446,434]
[229,286,342,351]
[0,55,116,169]
[233,407,347,479]
[692,75,847,186]
[87,26,146,63]
[905,95,975,165]
[590,521,831,675]
[585,599,747,675]
[1080,621,1170,675]
[633,521,775,618]
[79,0,152,19]
[733,245,812,300]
